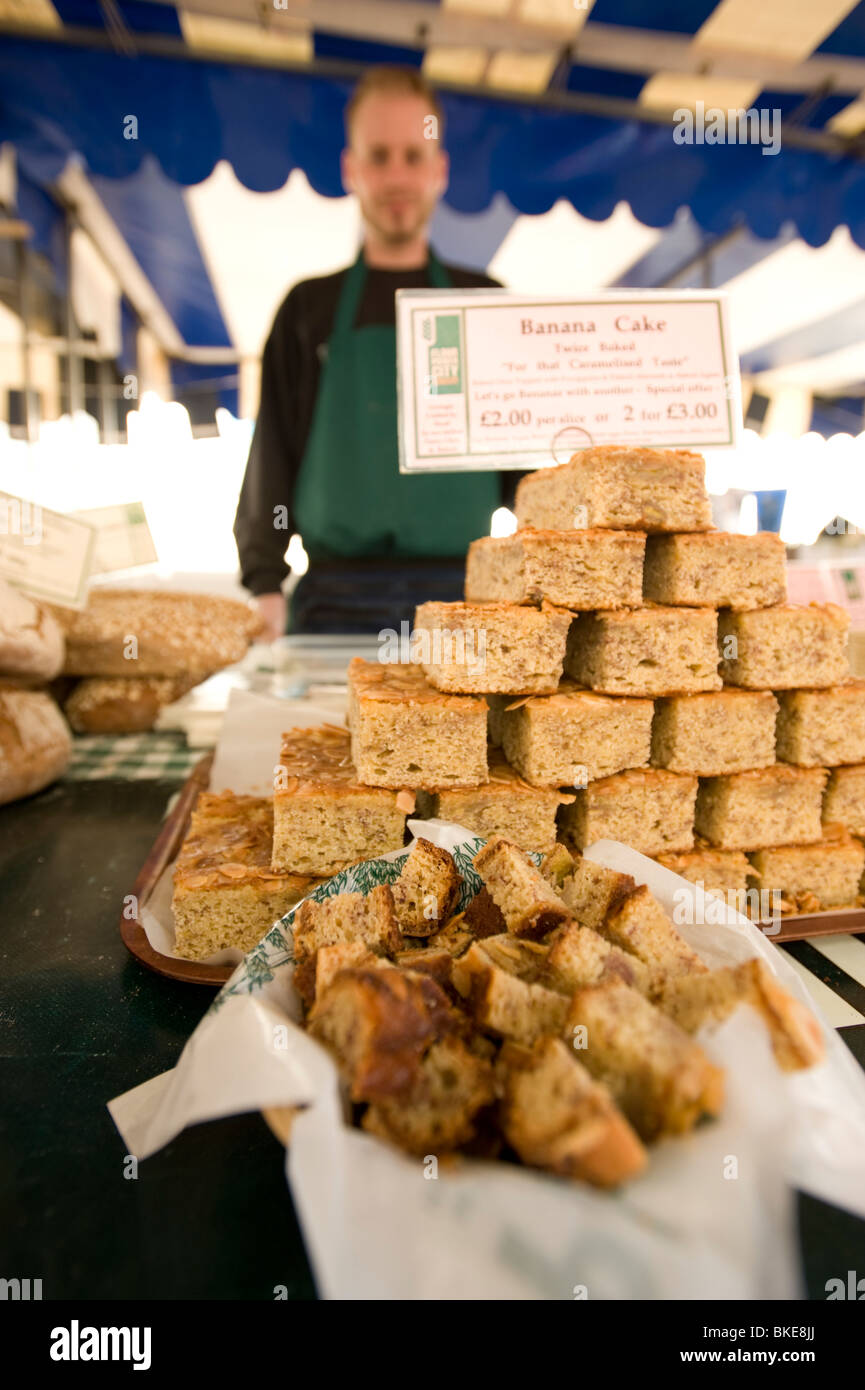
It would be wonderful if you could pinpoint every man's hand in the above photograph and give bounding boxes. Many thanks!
[256,591,287,641]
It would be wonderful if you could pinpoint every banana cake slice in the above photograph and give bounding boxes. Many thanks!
[347,657,488,789]
[272,724,413,875]
[172,790,320,961]
[465,527,645,610]
[514,446,713,533]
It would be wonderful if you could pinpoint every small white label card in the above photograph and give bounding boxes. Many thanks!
[74,501,158,575]
[396,288,740,472]
[0,490,96,608]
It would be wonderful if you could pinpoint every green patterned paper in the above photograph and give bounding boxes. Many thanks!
[209,834,541,1014]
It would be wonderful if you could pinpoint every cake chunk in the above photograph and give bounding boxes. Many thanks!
[172,791,319,961]
[600,884,708,987]
[545,921,650,995]
[427,747,573,853]
[823,765,865,835]
[557,856,636,931]
[307,965,463,1103]
[564,981,725,1141]
[559,769,698,856]
[695,766,827,850]
[391,837,460,938]
[651,690,778,775]
[473,835,571,939]
[272,724,412,875]
[514,446,712,533]
[451,935,570,1043]
[465,528,645,610]
[497,1039,647,1187]
[362,1035,495,1155]
[565,607,721,697]
[655,848,749,897]
[394,946,456,995]
[657,958,824,1072]
[347,658,487,788]
[413,600,571,695]
[294,939,381,1011]
[718,604,850,689]
[498,681,653,787]
[749,827,865,912]
[776,683,865,767]
[293,883,402,963]
[539,842,578,890]
[643,531,787,610]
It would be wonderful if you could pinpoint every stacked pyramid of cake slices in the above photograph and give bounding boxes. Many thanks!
[336,444,865,919]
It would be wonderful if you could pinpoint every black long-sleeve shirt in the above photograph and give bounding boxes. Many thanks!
[233,256,510,596]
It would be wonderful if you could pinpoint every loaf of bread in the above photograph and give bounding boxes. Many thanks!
[63,675,199,734]
[0,685,72,804]
[0,578,65,683]
[48,588,263,678]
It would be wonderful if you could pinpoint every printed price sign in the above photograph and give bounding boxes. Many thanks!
[0,491,96,607]
[396,289,740,472]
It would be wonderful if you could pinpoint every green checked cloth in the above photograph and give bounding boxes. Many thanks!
[65,732,202,782]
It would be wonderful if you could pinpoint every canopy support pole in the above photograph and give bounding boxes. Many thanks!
[63,209,84,418]
[658,222,747,288]
[13,234,36,444]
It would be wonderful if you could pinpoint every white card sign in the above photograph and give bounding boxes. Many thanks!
[0,490,96,608]
[396,289,740,472]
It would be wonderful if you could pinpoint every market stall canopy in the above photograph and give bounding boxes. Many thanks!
[2,0,865,415]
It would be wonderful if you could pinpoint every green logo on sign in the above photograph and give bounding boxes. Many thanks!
[427,313,462,395]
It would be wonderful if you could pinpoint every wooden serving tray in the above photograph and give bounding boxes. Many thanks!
[121,754,865,985]
[119,750,235,987]
[751,906,865,944]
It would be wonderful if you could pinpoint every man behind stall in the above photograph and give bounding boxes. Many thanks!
[234,65,508,636]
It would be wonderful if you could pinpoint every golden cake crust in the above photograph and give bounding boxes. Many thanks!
[348,657,487,711]
[275,723,414,808]
[174,791,312,894]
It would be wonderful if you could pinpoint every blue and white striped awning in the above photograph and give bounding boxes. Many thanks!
[2,0,865,419]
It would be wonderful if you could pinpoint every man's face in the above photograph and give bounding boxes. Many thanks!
[342,93,448,246]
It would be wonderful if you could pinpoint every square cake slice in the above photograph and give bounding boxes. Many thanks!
[651,690,778,776]
[749,827,865,912]
[655,848,749,898]
[776,682,865,767]
[559,769,698,856]
[514,446,713,533]
[643,531,787,609]
[565,606,721,697]
[498,680,653,787]
[718,604,850,689]
[172,791,319,960]
[694,766,827,850]
[822,764,865,836]
[347,657,487,788]
[272,724,412,875]
[464,528,645,610]
[414,600,571,695]
[426,746,573,853]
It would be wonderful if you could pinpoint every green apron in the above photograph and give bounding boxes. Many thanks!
[292,249,500,561]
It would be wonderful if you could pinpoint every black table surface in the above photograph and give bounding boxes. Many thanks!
[1,777,863,1301]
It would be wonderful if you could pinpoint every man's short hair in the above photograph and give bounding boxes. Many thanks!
[345,66,445,143]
